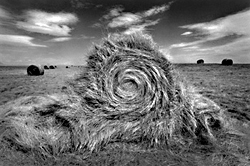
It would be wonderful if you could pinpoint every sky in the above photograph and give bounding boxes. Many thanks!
[0,0,250,65]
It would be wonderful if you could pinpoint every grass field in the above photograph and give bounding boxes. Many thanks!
[0,64,249,166]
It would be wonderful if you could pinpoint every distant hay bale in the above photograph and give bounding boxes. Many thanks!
[221,59,233,65]
[49,65,55,69]
[0,32,224,157]
[197,59,204,64]
[27,65,44,76]
[44,65,49,69]
[66,66,69,68]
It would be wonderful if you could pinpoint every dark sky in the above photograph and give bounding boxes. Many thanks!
[0,0,250,65]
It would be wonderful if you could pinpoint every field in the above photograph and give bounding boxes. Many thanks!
[0,64,250,166]
[0,66,83,105]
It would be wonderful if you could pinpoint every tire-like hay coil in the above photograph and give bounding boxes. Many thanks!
[0,33,223,157]
[27,65,44,76]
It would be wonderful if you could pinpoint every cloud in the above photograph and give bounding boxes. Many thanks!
[48,37,72,42]
[16,10,79,36]
[0,6,11,19]
[0,5,13,26]
[103,7,124,20]
[159,47,173,61]
[173,9,250,48]
[181,31,192,36]
[143,3,172,17]
[170,9,250,63]
[95,2,173,34]
[70,0,86,9]
[123,19,160,35]
[170,40,202,48]
[0,34,46,47]
[70,0,102,9]
[107,3,172,29]
[108,13,141,28]
[79,35,95,39]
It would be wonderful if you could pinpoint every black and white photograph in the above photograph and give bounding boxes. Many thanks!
[0,0,250,165]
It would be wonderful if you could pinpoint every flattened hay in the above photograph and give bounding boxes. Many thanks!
[0,33,224,158]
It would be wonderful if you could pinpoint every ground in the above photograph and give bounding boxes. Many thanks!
[0,64,249,166]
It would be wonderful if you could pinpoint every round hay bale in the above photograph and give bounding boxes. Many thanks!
[197,59,204,64]
[67,32,223,151]
[0,32,224,157]
[221,59,233,65]
[49,65,55,69]
[66,66,69,68]
[27,65,44,76]
[44,65,49,69]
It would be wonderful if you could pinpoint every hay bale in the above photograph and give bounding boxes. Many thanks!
[0,32,224,157]
[49,65,55,69]
[66,66,69,68]
[221,59,233,65]
[44,65,49,69]
[27,65,44,76]
[197,59,204,64]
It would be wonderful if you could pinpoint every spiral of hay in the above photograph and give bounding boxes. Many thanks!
[27,65,44,76]
[0,33,223,157]
[69,32,222,151]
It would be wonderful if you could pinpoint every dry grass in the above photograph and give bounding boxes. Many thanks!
[0,33,249,165]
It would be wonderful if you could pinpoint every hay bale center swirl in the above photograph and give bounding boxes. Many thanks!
[84,50,175,122]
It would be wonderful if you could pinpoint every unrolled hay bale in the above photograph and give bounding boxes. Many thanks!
[221,59,233,65]
[27,65,44,76]
[0,32,224,157]
[197,59,204,64]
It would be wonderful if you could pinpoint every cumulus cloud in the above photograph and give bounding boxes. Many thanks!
[0,34,46,47]
[16,10,79,36]
[95,2,173,34]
